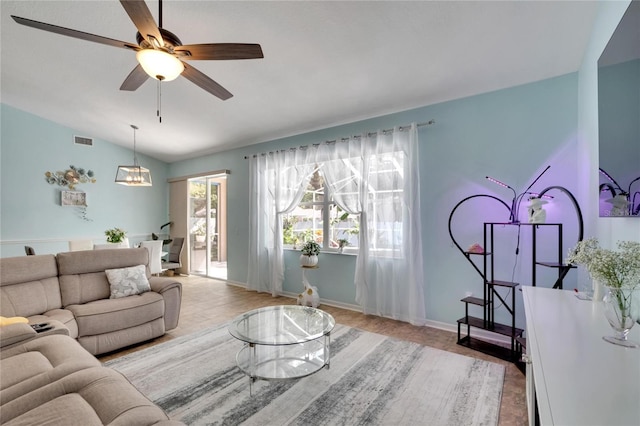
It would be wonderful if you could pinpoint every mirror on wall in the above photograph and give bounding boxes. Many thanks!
[598,0,640,217]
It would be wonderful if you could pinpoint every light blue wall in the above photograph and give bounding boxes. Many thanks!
[0,104,170,257]
[170,72,582,329]
[4,1,637,331]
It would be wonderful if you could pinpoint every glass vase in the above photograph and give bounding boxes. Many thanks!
[602,286,639,348]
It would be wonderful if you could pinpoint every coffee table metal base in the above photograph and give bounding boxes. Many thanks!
[237,337,330,394]
[229,305,335,394]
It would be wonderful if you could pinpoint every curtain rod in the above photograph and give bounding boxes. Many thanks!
[243,119,435,159]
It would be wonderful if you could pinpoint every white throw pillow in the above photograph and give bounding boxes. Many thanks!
[105,265,150,299]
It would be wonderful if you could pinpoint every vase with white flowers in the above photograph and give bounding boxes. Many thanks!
[337,238,349,254]
[566,238,640,347]
[300,240,320,267]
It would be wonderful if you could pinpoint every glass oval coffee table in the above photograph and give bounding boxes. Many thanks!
[228,305,335,393]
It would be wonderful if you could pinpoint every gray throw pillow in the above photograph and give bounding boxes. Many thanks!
[105,265,150,299]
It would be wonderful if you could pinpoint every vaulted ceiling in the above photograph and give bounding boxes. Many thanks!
[1,1,598,163]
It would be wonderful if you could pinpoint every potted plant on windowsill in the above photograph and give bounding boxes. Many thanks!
[337,238,349,254]
[300,240,320,267]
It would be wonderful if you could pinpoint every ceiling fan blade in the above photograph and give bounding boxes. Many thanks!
[11,15,138,50]
[181,63,233,100]
[175,43,264,60]
[120,64,149,91]
[119,0,164,47]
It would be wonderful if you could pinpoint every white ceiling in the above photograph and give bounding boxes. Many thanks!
[1,1,598,163]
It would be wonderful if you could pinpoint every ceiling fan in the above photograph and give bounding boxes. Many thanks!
[11,0,263,101]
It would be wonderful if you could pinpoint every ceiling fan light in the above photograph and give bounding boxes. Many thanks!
[136,49,184,81]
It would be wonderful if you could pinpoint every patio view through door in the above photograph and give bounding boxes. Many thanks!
[188,174,227,280]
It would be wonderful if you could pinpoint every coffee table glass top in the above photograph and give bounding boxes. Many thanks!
[228,305,335,346]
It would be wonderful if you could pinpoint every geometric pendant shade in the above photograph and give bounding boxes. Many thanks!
[115,125,152,186]
[114,165,152,186]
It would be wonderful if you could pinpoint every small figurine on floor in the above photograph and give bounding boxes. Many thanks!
[297,276,320,308]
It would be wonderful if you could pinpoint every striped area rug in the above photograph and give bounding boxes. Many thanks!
[105,323,504,425]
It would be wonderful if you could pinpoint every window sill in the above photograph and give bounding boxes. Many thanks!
[284,247,357,256]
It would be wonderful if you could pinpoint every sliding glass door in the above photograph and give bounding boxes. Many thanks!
[188,174,227,279]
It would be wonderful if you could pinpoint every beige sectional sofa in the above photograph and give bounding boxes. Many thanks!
[0,248,181,355]
[0,248,184,425]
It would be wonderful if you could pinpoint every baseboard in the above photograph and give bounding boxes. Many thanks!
[226,282,512,346]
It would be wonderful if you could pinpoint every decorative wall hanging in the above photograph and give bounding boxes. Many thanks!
[45,165,96,190]
[61,190,87,207]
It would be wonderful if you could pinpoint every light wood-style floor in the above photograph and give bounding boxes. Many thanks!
[99,275,527,425]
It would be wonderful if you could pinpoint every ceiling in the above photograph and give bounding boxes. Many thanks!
[1,1,598,163]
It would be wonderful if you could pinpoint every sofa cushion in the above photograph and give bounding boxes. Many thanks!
[105,265,151,299]
[67,292,164,337]
[78,318,165,356]
[57,249,150,306]
[4,393,103,426]
[0,367,172,425]
[0,255,62,318]
[0,335,101,405]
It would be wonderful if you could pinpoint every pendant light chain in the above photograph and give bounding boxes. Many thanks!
[132,124,139,166]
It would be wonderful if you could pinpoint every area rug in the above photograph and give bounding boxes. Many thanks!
[105,323,504,425]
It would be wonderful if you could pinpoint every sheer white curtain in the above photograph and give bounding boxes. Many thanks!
[247,149,314,296]
[320,124,426,325]
[317,138,370,305]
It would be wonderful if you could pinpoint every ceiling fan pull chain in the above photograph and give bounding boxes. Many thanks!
[157,79,162,123]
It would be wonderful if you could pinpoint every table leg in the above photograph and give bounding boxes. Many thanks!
[249,343,255,396]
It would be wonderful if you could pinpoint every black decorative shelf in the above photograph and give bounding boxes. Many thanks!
[457,316,524,338]
[536,262,576,269]
[489,280,519,288]
[461,296,488,306]
[457,336,520,363]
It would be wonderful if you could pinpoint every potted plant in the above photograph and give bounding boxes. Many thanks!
[194,223,206,243]
[337,238,349,254]
[104,227,128,247]
[105,227,126,243]
[300,240,321,267]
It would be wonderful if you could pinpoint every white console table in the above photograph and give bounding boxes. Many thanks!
[522,287,640,425]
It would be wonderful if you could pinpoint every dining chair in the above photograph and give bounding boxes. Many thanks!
[140,240,164,275]
[68,239,93,251]
[161,237,184,275]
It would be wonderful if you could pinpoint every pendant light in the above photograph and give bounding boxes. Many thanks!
[115,125,152,186]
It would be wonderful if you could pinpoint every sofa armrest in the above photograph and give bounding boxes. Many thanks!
[149,277,182,331]
[149,276,181,295]
[0,323,36,348]
[0,320,70,351]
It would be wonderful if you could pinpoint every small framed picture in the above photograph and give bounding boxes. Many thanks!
[61,190,87,207]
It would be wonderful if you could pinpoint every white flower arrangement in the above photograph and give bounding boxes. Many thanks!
[105,227,127,243]
[566,238,640,289]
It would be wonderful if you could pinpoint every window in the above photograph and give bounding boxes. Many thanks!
[283,167,359,252]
